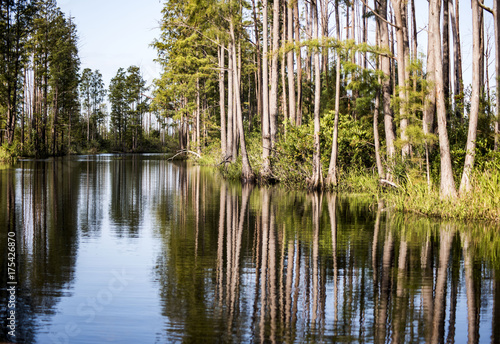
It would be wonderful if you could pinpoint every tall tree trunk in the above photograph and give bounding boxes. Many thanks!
[230,20,255,182]
[391,0,410,158]
[219,43,227,159]
[294,0,303,125]
[451,0,464,121]
[459,0,481,195]
[374,89,385,179]
[306,4,312,83]
[252,0,262,123]
[362,0,368,69]
[443,0,451,111]
[377,0,396,180]
[282,3,288,126]
[287,0,296,126]
[310,0,322,190]
[261,0,271,177]
[196,78,201,155]
[424,0,437,189]
[495,0,499,151]
[325,0,341,187]
[227,43,234,161]
[431,0,457,198]
[321,0,329,90]
[269,0,280,148]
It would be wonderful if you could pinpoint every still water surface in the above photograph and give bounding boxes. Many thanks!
[1,155,500,343]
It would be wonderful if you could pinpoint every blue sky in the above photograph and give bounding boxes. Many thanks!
[58,0,164,92]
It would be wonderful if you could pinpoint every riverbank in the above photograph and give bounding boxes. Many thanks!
[195,139,500,222]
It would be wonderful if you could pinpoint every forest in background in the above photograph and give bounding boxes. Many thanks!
[0,0,167,159]
[1,0,500,218]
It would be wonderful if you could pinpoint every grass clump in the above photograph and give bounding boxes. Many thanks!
[389,164,500,221]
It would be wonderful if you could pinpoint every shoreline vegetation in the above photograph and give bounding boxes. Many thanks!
[192,134,500,222]
[2,1,500,222]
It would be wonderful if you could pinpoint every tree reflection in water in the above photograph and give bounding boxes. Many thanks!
[154,168,500,343]
[2,160,500,343]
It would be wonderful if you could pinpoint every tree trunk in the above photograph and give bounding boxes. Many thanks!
[227,43,234,161]
[219,43,227,159]
[261,0,271,178]
[431,0,457,198]
[373,89,385,179]
[294,0,303,125]
[230,20,254,182]
[320,0,329,90]
[391,0,410,158]
[287,0,296,126]
[281,3,288,127]
[196,78,201,155]
[443,0,450,111]
[251,0,262,124]
[424,1,437,132]
[424,0,437,190]
[495,0,499,151]
[269,0,280,148]
[459,0,481,195]
[452,0,464,120]
[310,0,322,190]
[377,0,396,180]
[325,0,341,187]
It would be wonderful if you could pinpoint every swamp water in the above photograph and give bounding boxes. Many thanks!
[1,154,500,343]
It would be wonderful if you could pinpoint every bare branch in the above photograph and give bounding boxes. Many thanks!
[360,0,400,29]
[478,1,494,14]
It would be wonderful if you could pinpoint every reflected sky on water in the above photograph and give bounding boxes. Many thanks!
[1,155,499,343]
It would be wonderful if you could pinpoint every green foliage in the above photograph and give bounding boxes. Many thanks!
[321,110,374,170]
[0,143,21,163]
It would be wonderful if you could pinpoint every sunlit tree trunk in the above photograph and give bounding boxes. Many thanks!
[443,0,450,109]
[261,0,271,178]
[459,0,481,195]
[230,19,254,182]
[495,0,500,151]
[431,0,457,198]
[269,0,279,148]
[325,0,341,187]
[391,0,411,158]
[310,0,322,190]
[376,0,396,180]
[219,43,226,159]
[227,43,234,161]
[287,0,296,126]
[251,0,262,124]
[294,1,303,125]
[196,78,201,155]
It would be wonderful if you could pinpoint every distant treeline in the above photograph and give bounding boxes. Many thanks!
[0,0,168,159]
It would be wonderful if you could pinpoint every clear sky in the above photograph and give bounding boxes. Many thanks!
[58,0,164,92]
